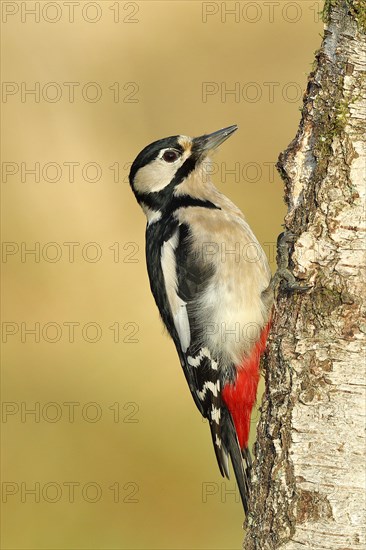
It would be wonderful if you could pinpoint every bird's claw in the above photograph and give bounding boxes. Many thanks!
[271,231,312,294]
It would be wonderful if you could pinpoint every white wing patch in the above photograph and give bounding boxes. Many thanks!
[161,230,191,352]
[174,299,190,352]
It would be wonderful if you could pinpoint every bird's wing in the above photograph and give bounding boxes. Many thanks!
[163,225,244,462]
[156,220,251,512]
[159,223,216,414]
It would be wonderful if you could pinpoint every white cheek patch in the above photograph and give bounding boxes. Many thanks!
[134,160,178,193]
[133,146,193,195]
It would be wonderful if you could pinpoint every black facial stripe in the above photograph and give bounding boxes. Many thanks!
[139,193,220,215]
[170,196,220,211]
[133,153,199,210]
[168,154,197,188]
[138,191,170,212]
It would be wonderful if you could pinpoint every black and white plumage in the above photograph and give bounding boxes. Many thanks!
[129,126,273,513]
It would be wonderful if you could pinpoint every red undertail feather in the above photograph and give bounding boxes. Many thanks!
[222,321,271,449]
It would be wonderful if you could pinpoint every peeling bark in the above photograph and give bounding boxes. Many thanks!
[244,1,365,549]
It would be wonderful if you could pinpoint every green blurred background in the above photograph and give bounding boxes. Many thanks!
[1,1,322,548]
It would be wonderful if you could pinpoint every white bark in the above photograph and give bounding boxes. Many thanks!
[244,1,366,548]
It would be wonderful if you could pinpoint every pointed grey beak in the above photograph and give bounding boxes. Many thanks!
[193,125,238,154]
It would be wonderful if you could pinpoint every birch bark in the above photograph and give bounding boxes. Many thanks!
[244,1,366,548]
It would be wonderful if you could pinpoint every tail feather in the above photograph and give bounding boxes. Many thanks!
[209,406,251,513]
[223,408,251,514]
[209,419,230,478]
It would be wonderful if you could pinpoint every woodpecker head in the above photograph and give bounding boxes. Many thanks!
[129,125,237,222]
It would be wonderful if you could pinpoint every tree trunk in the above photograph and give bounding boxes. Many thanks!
[244,1,365,549]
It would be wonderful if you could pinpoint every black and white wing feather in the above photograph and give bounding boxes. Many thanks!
[146,218,250,512]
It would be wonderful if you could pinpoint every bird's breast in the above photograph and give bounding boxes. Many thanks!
[177,206,272,366]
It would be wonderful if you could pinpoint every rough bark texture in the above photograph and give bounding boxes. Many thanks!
[244,1,365,549]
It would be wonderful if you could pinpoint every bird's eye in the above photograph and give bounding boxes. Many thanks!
[162,150,179,163]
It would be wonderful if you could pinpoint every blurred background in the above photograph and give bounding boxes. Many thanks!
[1,1,322,548]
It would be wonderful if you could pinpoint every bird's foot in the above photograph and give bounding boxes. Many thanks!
[271,231,312,294]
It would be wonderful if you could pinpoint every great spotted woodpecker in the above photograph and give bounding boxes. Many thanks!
[129,126,273,513]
